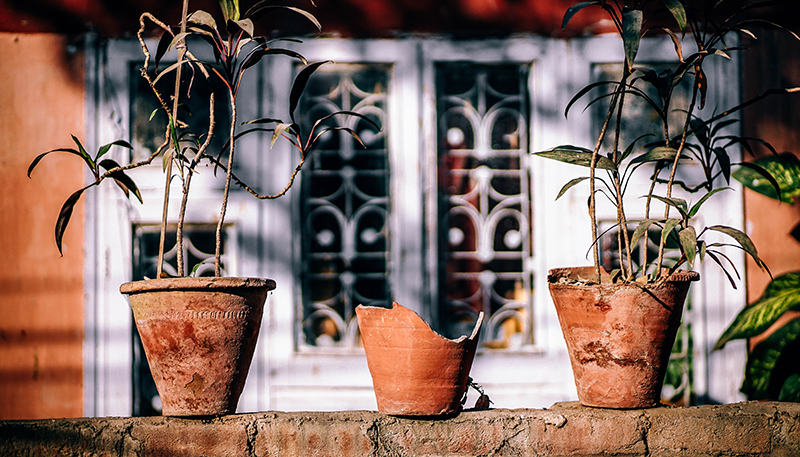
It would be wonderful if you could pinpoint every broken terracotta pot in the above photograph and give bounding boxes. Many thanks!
[547,267,699,409]
[356,302,483,417]
[120,277,275,416]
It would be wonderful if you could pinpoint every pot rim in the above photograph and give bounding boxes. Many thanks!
[547,266,700,287]
[356,302,484,344]
[120,277,276,295]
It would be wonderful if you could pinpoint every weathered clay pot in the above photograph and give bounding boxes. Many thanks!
[547,267,699,409]
[356,302,483,417]
[120,277,275,416]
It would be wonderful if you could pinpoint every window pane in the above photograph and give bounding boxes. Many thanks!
[298,64,390,348]
[436,62,534,348]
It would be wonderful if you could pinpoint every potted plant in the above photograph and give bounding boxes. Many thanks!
[28,0,378,416]
[535,0,798,408]
[715,152,800,402]
[355,302,485,416]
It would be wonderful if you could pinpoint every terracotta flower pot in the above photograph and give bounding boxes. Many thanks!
[547,267,699,409]
[120,277,275,416]
[356,302,483,417]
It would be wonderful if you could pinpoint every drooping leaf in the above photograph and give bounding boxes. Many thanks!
[99,159,143,204]
[271,123,295,148]
[688,187,730,218]
[741,317,800,399]
[630,146,680,164]
[649,195,688,218]
[715,272,800,350]
[660,0,687,34]
[630,219,657,249]
[289,61,330,123]
[187,10,218,30]
[561,1,598,30]
[661,218,681,245]
[708,224,768,272]
[564,80,618,118]
[733,153,800,204]
[242,47,307,71]
[246,4,322,32]
[55,184,96,255]
[678,225,697,267]
[534,146,617,170]
[155,27,175,69]
[712,147,732,183]
[27,148,84,178]
[556,177,588,200]
[622,7,643,70]
[228,18,254,38]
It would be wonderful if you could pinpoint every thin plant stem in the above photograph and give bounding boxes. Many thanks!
[157,0,190,278]
[215,92,237,276]
[177,94,216,276]
[656,71,701,276]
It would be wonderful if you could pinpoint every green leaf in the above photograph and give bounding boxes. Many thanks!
[630,146,679,164]
[220,0,241,22]
[688,187,730,218]
[556,177,588,200]
[733,153,800,204]
[96,140,134,162]
[534,146,617,170]
[679,226,697,268]
[741,317,800,399]
[715,272,800,350]
[71,135,95,170]
[630,219,657,249]
[649,195,688,218]
[660,0,686,33]
[661,218,681,245]
[707,224,767,272]
[564,80,619,118]
[229,18,254,38]
[187,10,218,30]
[622,7,643,70]
[242,47,307,71]
[561,1,598,30]
[779,374,800,402]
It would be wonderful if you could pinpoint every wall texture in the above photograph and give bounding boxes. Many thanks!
[0,32,86,420]
[1,402,799,456]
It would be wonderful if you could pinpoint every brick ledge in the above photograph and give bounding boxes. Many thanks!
[1,401,799,456]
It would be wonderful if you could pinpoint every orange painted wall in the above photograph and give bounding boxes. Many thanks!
[741,28,800,303]
[0,33,85,419]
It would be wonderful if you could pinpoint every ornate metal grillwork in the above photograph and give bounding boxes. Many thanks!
[131,224,231,416]
[298,64,390,348]
[436,63,534,348]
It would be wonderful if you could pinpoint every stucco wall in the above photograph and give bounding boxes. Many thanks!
[1,402,799,456]
[0,32,86,419]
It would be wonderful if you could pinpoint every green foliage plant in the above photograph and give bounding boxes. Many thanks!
[716,152,800,401]
[535,0,799,286]
[28,0,379,278]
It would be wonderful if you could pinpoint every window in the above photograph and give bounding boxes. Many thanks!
[84,36,747,416]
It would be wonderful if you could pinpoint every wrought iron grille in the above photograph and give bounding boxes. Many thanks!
[130,224,231,416]
[298,64,390,348]
[435,62,534,348]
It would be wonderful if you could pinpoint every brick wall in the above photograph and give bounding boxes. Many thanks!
[1,402,798,456]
